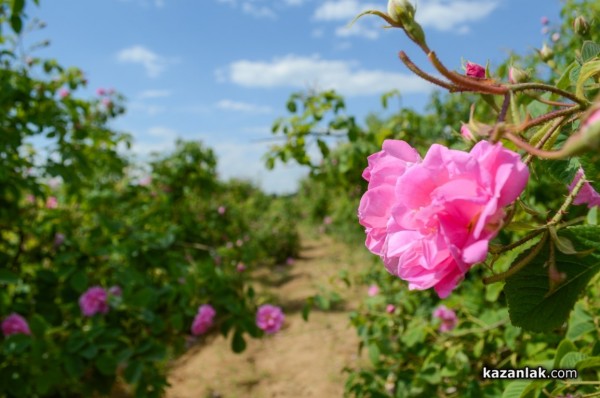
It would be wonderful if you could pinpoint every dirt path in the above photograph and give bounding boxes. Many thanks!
[166,232,370,398]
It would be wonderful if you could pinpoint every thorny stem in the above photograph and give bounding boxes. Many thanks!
[398,51,455,90]
[524,116,567,165]
[514,106,582,134]
[548,174,586,226]
[509,82,589,107]
[488,228,546,255]
[536,97,577,108]
[497,94,510,123]
[505,131,572,159]
[483,232,548,284]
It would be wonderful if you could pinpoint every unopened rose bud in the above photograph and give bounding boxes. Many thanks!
[460,124,474,141]
[539,43,553,61]
[551,33,560,42]
[387,0,415,25]
[541,16,549,25]
[573,16,590,37]
[465,62,485,78]
[508,66,529,84]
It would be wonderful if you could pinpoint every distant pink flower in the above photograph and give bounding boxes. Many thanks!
[541,16,549,25]
[46,196,58,209]
[58,88,70,98]
[569,168,600,208]
[465,62,485,78]
[108,285,122,297]
[54,233,65,247]
[97,88,107,96]
[25,194,35,204]
[286,257,295,266]
[236,239,243,247]
[2,314,31,336]
[138,176,152,186]
[460,124,474,140]
[236,262,246,272]
[256,304,284,334]
[541,27,549,35]
[386,304,396,314]
[79,286,109,317]
[367,284,380,297]
[433,305,457,332]
[102,98,112,107]
[191,304,216,336]
[551,33,560,42]
[323,216,333,225]
[358,140,529,298]
[218,206,226,215]
[226,242,234,249]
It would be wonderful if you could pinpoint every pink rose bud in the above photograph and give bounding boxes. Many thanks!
[541,16,549,25]
[460,124,474,140]
[386,304,396,314]
[358,140,529,298]
[108,285,122,297]
[367,284,380,297]
[58,88,70,98]
[568,168,600,208]
[256,304,284,334]
[551,33,560,42]
[138,176,152,186]
[286,257,295,266]
[539,43,553,61]
[465,62,485,78]
[218,206,226,215]
[191,304,216,336]
[236,262,246,272]
[1,314,31,336]
[46,196,58,209]
[25,194,35,204]
[433,305,458,332]
[97,88,106,96]
[79,286,109,317]
[323,216,333,225]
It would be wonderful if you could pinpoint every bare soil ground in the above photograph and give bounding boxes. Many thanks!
[166,232,371,398]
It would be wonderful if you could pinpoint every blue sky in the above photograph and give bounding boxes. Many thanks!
[27,0,563,193]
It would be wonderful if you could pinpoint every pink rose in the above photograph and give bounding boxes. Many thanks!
[256,304,284,334]
[46,196,58,209]
[2,314,31,336]
[79,286,109,317]
[97,88,107,96]
[433,305,458,332]
[386,304,396,314]
[541,16,549,25]
[465,62,485,78]
[191,304,216,336]
[218,206,226,215]
[367,284,380,297]
[58,88,70,98]
[108,285,122,297]
[236,262,246,272]
[358,140,529,298]
[460,124,474,140]
[568,168,600,208]
[286,257,295,266]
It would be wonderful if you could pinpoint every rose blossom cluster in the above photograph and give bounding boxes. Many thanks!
[358,139,529,297]
[433,305,458,332]
[191,304,216,336]
[256,304,284,334]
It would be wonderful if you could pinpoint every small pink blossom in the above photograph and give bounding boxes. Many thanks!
[236,239,243,247]
[102,98,112,107]
[386,304,396,314]
[226,242,234,249]
[358,140,529,298]
[256,304,284,334]
[367,284,380,297]
[108,285,122,297]
[433,305,458,332]
[191,304,216,336]
[54,233,65,247]
[323,216,333,225]
[1,314,31,336]
[286,257,295,266]
[46,196,58,209]
[58,88,70,98]
[79,286,109,317]
[25,194,35,204]
[138,176,152,186]
[460,124,474,140]
[569,168,600,208]
[541,16,549,25]
[551,33,560,42]
[97,88,107,96]
[236,262,246,272]
[465,62,485,79]
[218,206,226,215]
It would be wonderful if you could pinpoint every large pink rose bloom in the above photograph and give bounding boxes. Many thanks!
[359,140,529,298]
[191,304,216,336]
[2,313,31,336]
[79,286,109,317]
[256,304,284,334]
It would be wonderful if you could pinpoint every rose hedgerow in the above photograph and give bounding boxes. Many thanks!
[358,139,529,297]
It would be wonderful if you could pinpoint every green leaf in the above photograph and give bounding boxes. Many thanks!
[566,302,595,341]
[582,41,600,62]
[367,343,380,365]
[579,151,600,193]
[505,226,600,332]
[124,361,144,384]
[556,61,577,90]
[231,329,246,353]
[95,354,118,376]
[560,351,588,368]
[9,15,22,34]
[501,380,531,398]
[69,269,88,292]
[316,139,330,158]
[554,339,577,369]
[576,59,600,99]
[535,157,580,187]
[64,355,85,378]
[577,356,600,371]
[0,269,19,284]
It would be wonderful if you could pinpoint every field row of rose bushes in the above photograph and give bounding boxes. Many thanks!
[0,2,296,396]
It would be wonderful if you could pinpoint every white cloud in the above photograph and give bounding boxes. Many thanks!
[147,126,178,139]
[241,3,277,19]
[335,23,379,40]
[223,54,433,96]
[216,99,272,114]
[116,45,178,78]
[138,89,172,99]
[416,0,499,32]
[129,102,167,116]
[118,0,165,8]
[312,0,381,21]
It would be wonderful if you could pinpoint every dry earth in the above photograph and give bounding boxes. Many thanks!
[166,232,371,398]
